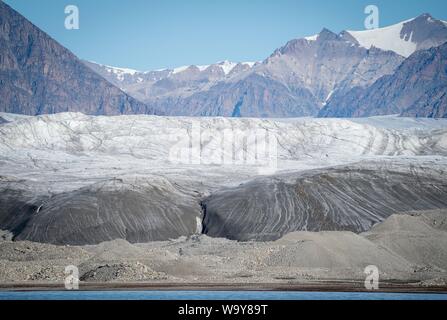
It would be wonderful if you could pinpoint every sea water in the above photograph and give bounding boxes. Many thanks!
[0,291,446,300]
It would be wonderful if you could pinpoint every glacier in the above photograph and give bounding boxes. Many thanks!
[0,113,446,244]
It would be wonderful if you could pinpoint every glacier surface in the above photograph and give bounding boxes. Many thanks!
[0,113,446,244]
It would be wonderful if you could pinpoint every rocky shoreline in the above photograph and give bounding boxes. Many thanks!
[1,210,446,291]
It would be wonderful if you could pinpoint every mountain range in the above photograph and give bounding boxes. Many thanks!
[1,1,447,118]
[86,13,447,118]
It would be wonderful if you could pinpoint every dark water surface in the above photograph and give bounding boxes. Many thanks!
[0,291,446,300]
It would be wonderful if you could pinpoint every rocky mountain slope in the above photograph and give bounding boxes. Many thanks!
[319,43,447,118]
[0,2,156,116]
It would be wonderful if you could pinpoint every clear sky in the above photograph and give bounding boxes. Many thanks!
[4,0,447,71]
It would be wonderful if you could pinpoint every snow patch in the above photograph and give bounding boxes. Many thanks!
[106,66,139,75]
[346,18,417,57]
[197,65,210,72]
[305,34,319,41]
[92,63,141,81]
[172,65,190,74]
[103,66,139,78]
[322,90,334,106]
[217,61,238,75]
[169,60,255,75]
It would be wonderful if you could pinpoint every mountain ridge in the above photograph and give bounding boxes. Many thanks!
[2,3,446,118]
[85,13,447,118]
[95,14,447,79]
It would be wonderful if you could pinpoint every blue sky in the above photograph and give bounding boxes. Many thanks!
[4,0,447,71]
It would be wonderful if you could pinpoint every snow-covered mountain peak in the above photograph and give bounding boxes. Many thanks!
[88,62,140,80]
[304,34,319,41]
[172,65,193,74]
[216,60,238,75]
[345,14,447,57]
[346,18,417,57]
[302,28,342,43]
[169,60,255,76]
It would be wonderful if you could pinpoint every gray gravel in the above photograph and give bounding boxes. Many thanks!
[1,211,446,287]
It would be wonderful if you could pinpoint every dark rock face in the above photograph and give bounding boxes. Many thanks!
[159,73,319,117]
[0,179,202,245]
[400,14,447,53]
[319,43,447,118]
[202,166,447,241]
[0,2,156,116]
[266,30,404,102]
